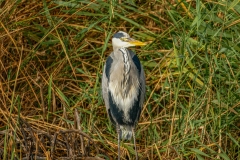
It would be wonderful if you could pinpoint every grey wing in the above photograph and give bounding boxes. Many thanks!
[136,61,146,123]
[102,55,116,125]
[130,49,146,124]
[139,64,146,110]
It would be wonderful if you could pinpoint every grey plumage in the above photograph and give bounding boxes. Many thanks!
[102,31,146,160]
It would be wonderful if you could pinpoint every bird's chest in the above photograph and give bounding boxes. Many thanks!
[108,61,139,110]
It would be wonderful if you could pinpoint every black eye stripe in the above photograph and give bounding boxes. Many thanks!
[113,32,125,38]
[113,31,130,39]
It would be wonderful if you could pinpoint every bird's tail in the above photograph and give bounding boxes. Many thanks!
[120,126,133,140]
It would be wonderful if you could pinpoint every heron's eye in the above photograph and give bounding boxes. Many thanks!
[120,37,128,42]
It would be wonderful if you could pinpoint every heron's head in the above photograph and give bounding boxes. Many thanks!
[112,31,146,49]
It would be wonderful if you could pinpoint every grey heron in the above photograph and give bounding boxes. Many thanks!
[102,31,146,160]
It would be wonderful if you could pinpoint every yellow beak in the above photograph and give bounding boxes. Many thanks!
[129,39,147,46]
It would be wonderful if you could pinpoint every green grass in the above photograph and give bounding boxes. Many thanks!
[0,0,239,159]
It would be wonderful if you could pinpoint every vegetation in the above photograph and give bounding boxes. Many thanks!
[0,0,239,159]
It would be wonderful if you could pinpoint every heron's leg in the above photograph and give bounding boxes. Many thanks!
[117,124,121,160]
[132,127,138,160]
